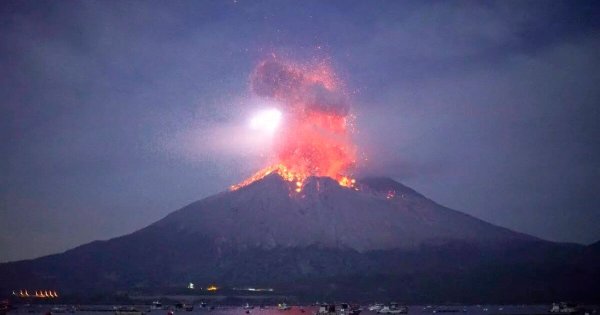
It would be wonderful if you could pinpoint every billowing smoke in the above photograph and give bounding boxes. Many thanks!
[235,58,356,190]
[251,60,350,117]
[304,83,349,116]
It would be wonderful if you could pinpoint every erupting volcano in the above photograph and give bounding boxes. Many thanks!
[231,59,357,192]
[3,57,596,304]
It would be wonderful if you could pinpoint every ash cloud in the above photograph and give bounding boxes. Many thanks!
[251,60,350,116]
[251,60,303,98]
[304,82,349,116]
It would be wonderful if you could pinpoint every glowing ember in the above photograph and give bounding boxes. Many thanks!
[386,190,395,199]
[230,164,308,191]
[232,57,357,192]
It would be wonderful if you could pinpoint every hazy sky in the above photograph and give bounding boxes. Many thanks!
[1,0,599,262]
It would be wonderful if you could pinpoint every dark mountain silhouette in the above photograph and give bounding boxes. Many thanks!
[1,175,597,303]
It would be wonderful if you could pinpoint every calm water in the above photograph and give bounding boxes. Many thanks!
[10,304,598,315]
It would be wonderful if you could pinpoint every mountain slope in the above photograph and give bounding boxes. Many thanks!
[155,174,534,252]
[0,175,596,303]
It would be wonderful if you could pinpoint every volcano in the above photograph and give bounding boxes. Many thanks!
[1,175,598,303]
[158,174,533,251]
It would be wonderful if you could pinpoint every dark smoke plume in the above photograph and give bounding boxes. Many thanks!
[251,60,350,116]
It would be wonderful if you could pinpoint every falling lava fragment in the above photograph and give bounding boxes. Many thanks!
[232,58,358,192]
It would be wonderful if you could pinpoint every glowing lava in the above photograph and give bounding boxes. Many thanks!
[232,58,357,192]
[229,163,356,192]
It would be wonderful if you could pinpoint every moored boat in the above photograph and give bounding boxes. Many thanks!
[378,303,408,314]
[550,303,580,314]
[278,303,291,310]
[339,303,361,315]
[315,304,335,315]
[150,301,162,311]
[349,304,362,315]
[174,303,192,312]
[369,304,384,312]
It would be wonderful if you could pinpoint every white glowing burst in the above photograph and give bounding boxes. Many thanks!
[249,108,282,132]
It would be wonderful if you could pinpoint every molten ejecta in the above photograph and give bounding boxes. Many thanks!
[232,58,357,192]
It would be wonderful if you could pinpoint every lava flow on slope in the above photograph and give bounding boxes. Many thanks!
[231,58,357,193]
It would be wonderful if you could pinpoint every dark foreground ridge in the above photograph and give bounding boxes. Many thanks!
[1,175,598,303]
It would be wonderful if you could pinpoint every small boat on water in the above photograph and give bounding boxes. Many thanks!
[244,303,255,310]
[315,304,335,315]
[278,303,291,310]
[174,303,193,312]
[550,303,581,314]
[150,301,162,311]
[378,303,408,314]
[369,304,384,312]
[352,305,362,315]
[337,303,361,315]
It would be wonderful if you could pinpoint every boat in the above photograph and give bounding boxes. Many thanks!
[315,304,335,314]
[278,303,291,310]
[114,307,143,315]
[369,304,384,312]
[174,303,192,312]
[338,303,352,315]
[150,301,162,311]
[339,303,361,315]
[244,303,255,310]
[378,303,408,314]
[550,303,580,314]
[350,304,362,315]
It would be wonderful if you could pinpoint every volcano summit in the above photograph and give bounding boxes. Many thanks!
[1,174,597,303]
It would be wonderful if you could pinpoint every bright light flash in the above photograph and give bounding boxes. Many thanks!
[250,108,282,132]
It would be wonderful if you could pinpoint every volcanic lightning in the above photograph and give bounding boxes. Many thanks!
[249,108,282,132]
[231,58,357,192]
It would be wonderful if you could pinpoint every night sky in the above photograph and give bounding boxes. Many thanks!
[1,0,599,263]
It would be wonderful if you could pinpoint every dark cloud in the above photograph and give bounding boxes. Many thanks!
[251,59,350,116]
[304,83,349,117]
[251,60,304,99]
